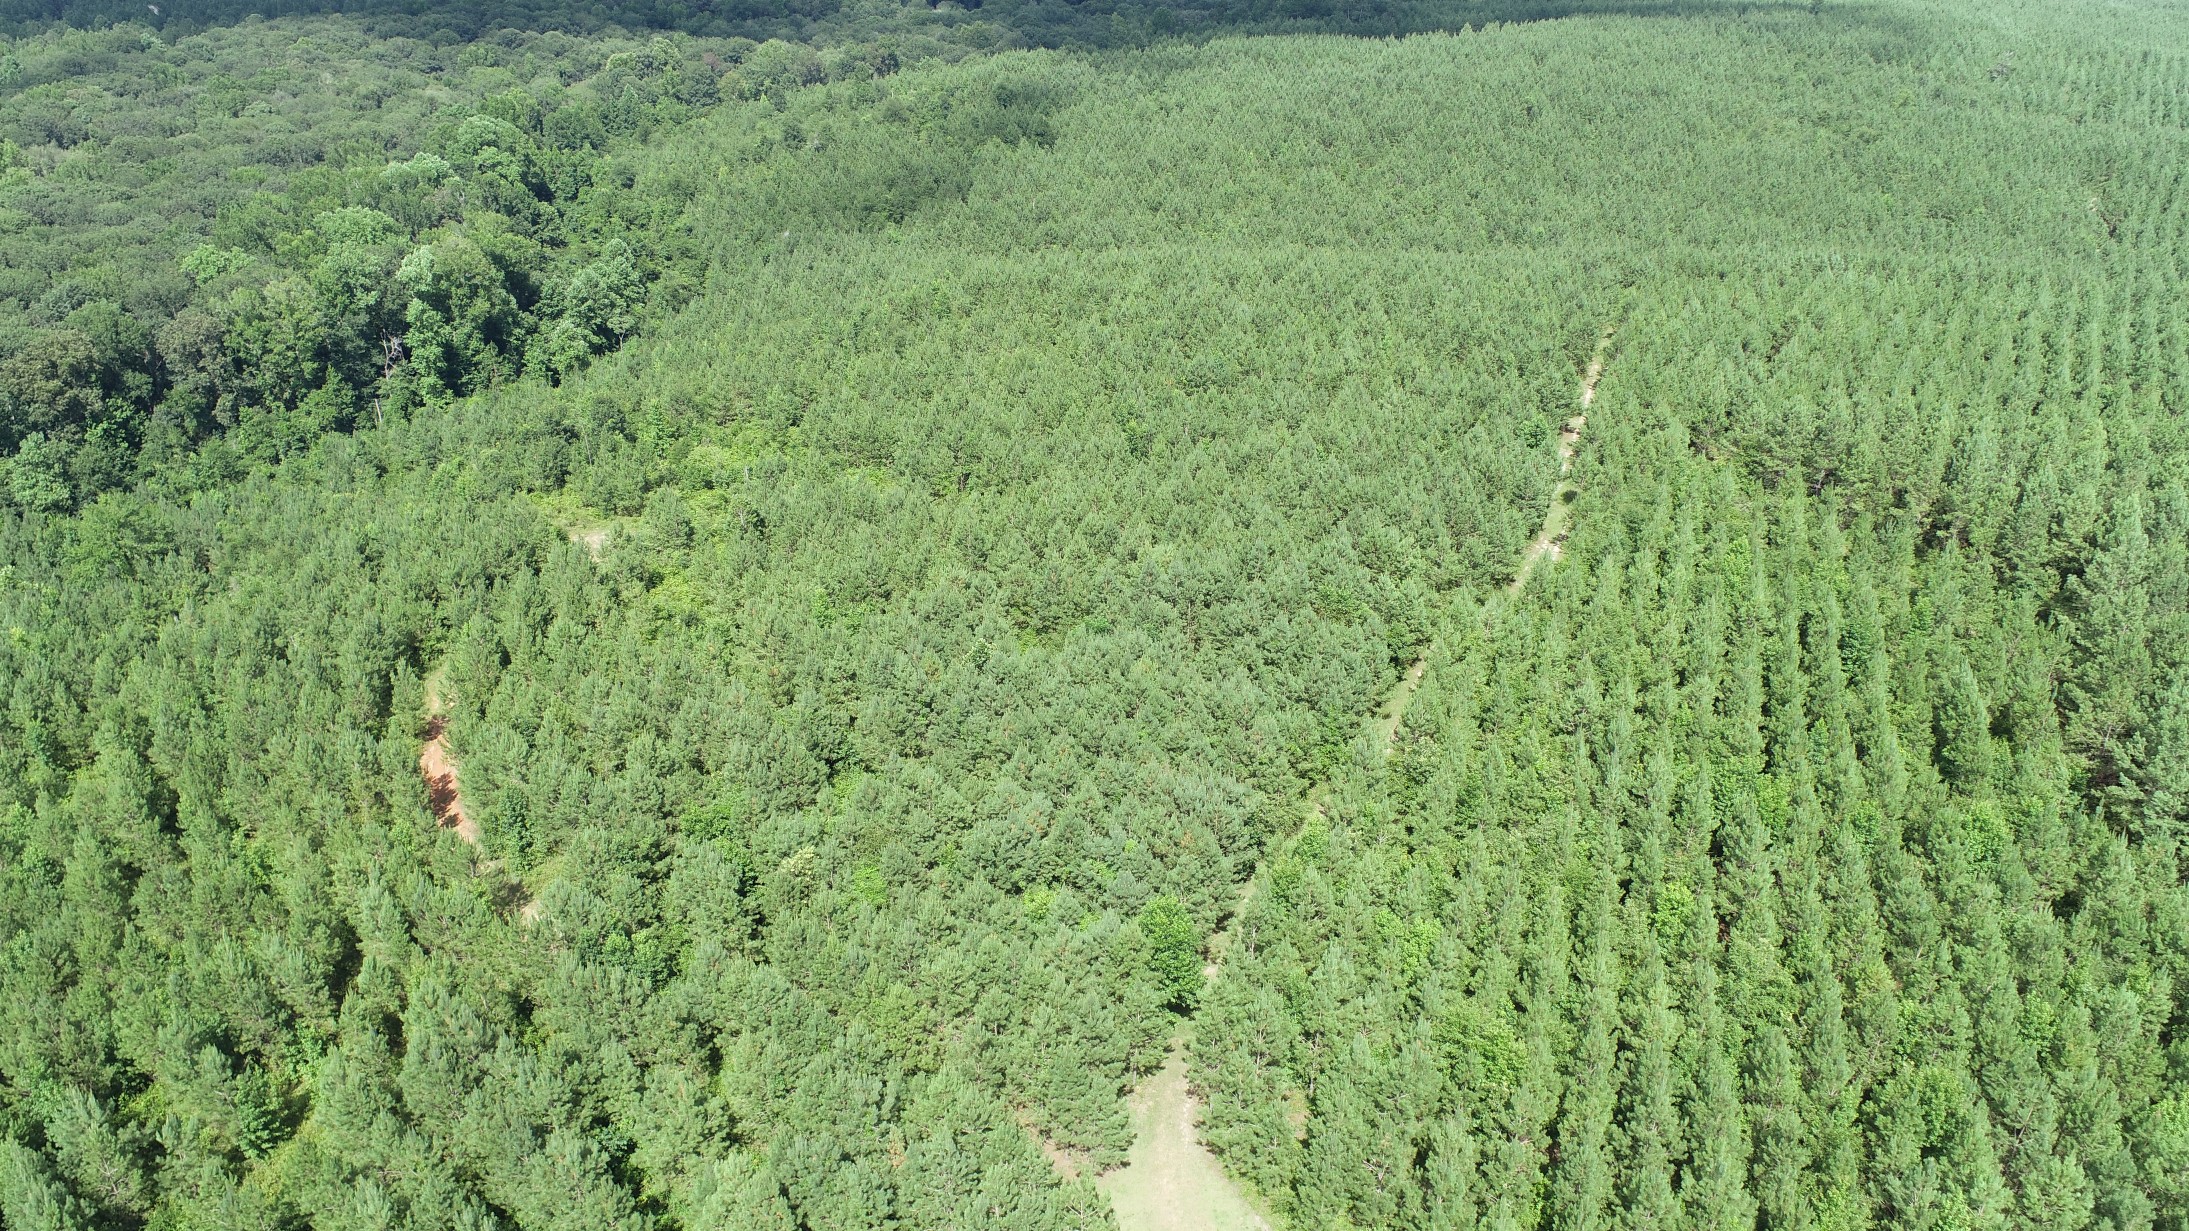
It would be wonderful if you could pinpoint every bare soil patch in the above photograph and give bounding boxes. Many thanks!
[420,710,482,846]
[571,526,609,560]
[420,673,541,920]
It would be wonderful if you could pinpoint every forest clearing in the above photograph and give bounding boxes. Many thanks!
[1102,1044,1275,1231]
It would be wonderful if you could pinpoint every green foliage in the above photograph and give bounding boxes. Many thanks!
[1650,881,1694,949]
[0,17,911,509]
[1434,1001,1525,1099]
[1140,896,1203,1009]
[1185,4,2189,1227]
[1,1,2187,1228]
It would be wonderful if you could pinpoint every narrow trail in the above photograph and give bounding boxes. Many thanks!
[420,672,482,846]
[420,669,542,922]
[1097,328,1613,1231]
[1511,329,1611,591]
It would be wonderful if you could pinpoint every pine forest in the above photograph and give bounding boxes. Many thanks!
[0,0,2184,1229]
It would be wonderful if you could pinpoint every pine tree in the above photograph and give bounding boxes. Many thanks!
[1552,925,1619,1231]
[41,1088,150,1219]
[1615,957,1684,1231]
[1424,1111,1481,1231]
[0,1140,90,1231]
[2062,492,2154,816]
[2139,677,2189,835]
[690,1153,798,1231]
[1748,1026,1813,1231]
[1936,655,1997,791]
[2051,1002,2150,1231]
[1681,964,1756,1231]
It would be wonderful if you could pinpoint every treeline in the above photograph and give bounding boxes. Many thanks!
[0,0,1881,516]
[0,0,1827,53]
[0,0,820,41]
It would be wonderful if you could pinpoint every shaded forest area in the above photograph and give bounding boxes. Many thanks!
[0,0,1802,47]
[2,0,2188,1229]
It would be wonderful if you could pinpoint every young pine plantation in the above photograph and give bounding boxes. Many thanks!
[0,1,2186,1230]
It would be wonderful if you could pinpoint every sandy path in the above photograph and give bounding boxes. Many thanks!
[1098,1049,1273,1231]
[1509,329,1612,591]
[1098,328,1612,1230]
[420,676,482,845]
[1372,654,1432,751]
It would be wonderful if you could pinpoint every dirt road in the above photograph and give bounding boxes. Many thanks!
[1097,329,1612,1231]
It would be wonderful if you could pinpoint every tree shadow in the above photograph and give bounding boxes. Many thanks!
[21,0,1942,56]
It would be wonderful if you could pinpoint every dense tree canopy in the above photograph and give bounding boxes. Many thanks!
[0,0,2185,1228]
[0,17,949,510]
